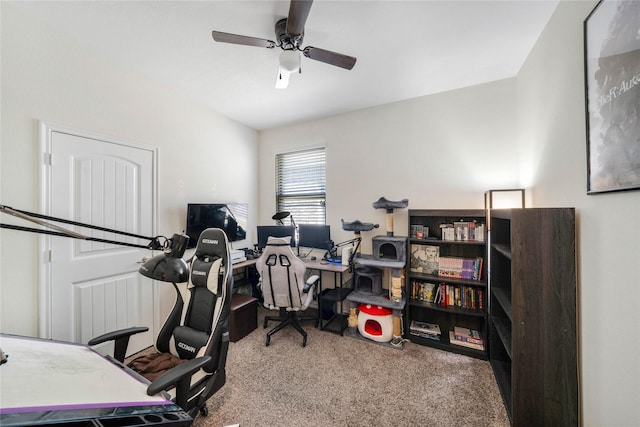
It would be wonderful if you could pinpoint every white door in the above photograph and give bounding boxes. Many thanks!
[41,124,158,356]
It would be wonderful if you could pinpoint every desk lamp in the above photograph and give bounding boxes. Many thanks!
[0,204,189,283]
[272,211,291,225]
[272,210,301,255]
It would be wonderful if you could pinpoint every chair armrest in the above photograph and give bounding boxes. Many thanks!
[88,326,149,363]
[147,355,213,410]
[303,274,319,293]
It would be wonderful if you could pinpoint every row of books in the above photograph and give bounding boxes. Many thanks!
[409,321,485,351]
[440,221,485,242]
[438,256,483,280]
[410,281,484,310]
[410,244,483,281]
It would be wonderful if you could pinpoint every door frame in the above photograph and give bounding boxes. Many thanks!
[38,121,159,339]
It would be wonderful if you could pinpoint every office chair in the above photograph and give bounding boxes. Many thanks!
[89,228,233,420]
[256,236,319,347]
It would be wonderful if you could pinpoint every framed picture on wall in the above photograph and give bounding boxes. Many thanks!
[584,0,640,194]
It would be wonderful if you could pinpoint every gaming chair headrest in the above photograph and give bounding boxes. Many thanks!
[194,228,229,261]
[265,235,292,248]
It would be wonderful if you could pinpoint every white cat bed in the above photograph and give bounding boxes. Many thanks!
[357,303,393,342]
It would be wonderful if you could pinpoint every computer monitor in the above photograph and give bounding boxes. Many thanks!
[298,224,331,251]
[256,225,296,251]
[185,203,247,248]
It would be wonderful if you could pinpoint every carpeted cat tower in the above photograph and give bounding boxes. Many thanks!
[346,196,408,348]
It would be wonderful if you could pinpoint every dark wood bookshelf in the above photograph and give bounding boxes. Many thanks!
[405,209,488,359]
[489,208,578,426]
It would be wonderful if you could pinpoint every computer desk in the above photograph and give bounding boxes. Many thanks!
[302,257,352,334]
[0,334,191,426]
[235,255,352,335]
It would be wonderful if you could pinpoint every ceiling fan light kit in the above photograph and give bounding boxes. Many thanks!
[279,49,300,73]
[211,0,356,88]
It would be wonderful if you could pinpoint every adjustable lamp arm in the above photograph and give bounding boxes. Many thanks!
[325,237,362,261]
[0,204,166,250]
[1,204,190,283]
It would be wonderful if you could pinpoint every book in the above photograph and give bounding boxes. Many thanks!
[440,224,455,241]
[449,331,485,351]
[410,244,440,275]
[410,320,441,336]
[410,331,441,341]
[422,282,436,302]
[433,284,442,305]
[453,326,484,344]
[453,221,469,241]
[475,222,486,241]
[410,281,436,302]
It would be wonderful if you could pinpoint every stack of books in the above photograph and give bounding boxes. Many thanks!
[409,320,441,341]
[449,326,484,351]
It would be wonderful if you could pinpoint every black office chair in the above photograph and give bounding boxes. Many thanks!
[256,236,319,347]
[89,228,233,420]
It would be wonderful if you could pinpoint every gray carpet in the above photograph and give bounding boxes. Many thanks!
[194,306,510,427]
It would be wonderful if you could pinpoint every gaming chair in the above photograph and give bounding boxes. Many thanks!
[89,228,233,420]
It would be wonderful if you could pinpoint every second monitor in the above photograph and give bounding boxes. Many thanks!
[298,224,331,251]
[256,225,296,251]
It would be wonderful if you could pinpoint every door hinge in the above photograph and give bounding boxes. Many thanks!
[43,153,52,165]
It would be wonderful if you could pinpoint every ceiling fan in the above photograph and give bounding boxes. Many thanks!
[211,0,357,89]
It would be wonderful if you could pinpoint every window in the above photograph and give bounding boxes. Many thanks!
[276,147,326,224]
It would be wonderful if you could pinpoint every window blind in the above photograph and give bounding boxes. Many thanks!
[276,148,326,224]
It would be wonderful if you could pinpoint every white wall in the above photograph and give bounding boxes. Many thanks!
[518,1,640,425]
[259,1,640,425]
[259,78,520,252]
[0,4,258,336]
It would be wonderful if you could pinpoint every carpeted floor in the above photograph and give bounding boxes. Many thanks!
[192,306,510,427]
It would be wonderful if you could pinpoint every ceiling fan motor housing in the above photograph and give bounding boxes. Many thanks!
[275,18,303,50]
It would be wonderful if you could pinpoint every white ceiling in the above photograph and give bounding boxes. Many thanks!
[8,0,559,130]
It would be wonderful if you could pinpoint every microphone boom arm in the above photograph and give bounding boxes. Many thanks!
[0,204,166,250]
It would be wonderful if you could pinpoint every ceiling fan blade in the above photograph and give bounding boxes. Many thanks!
[303,46,357,70]
[211,31,276,49]
[287,0,313,36]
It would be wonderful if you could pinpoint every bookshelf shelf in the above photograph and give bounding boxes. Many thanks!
[489,208,578,426]
[410,238,486,247]
[492,243,511,259]
[407,299,487,317]
[409,272,487,287]
[405,209,488,360]
[408,331,486,358]
[491,288,512,320]
[491,316,512,358]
